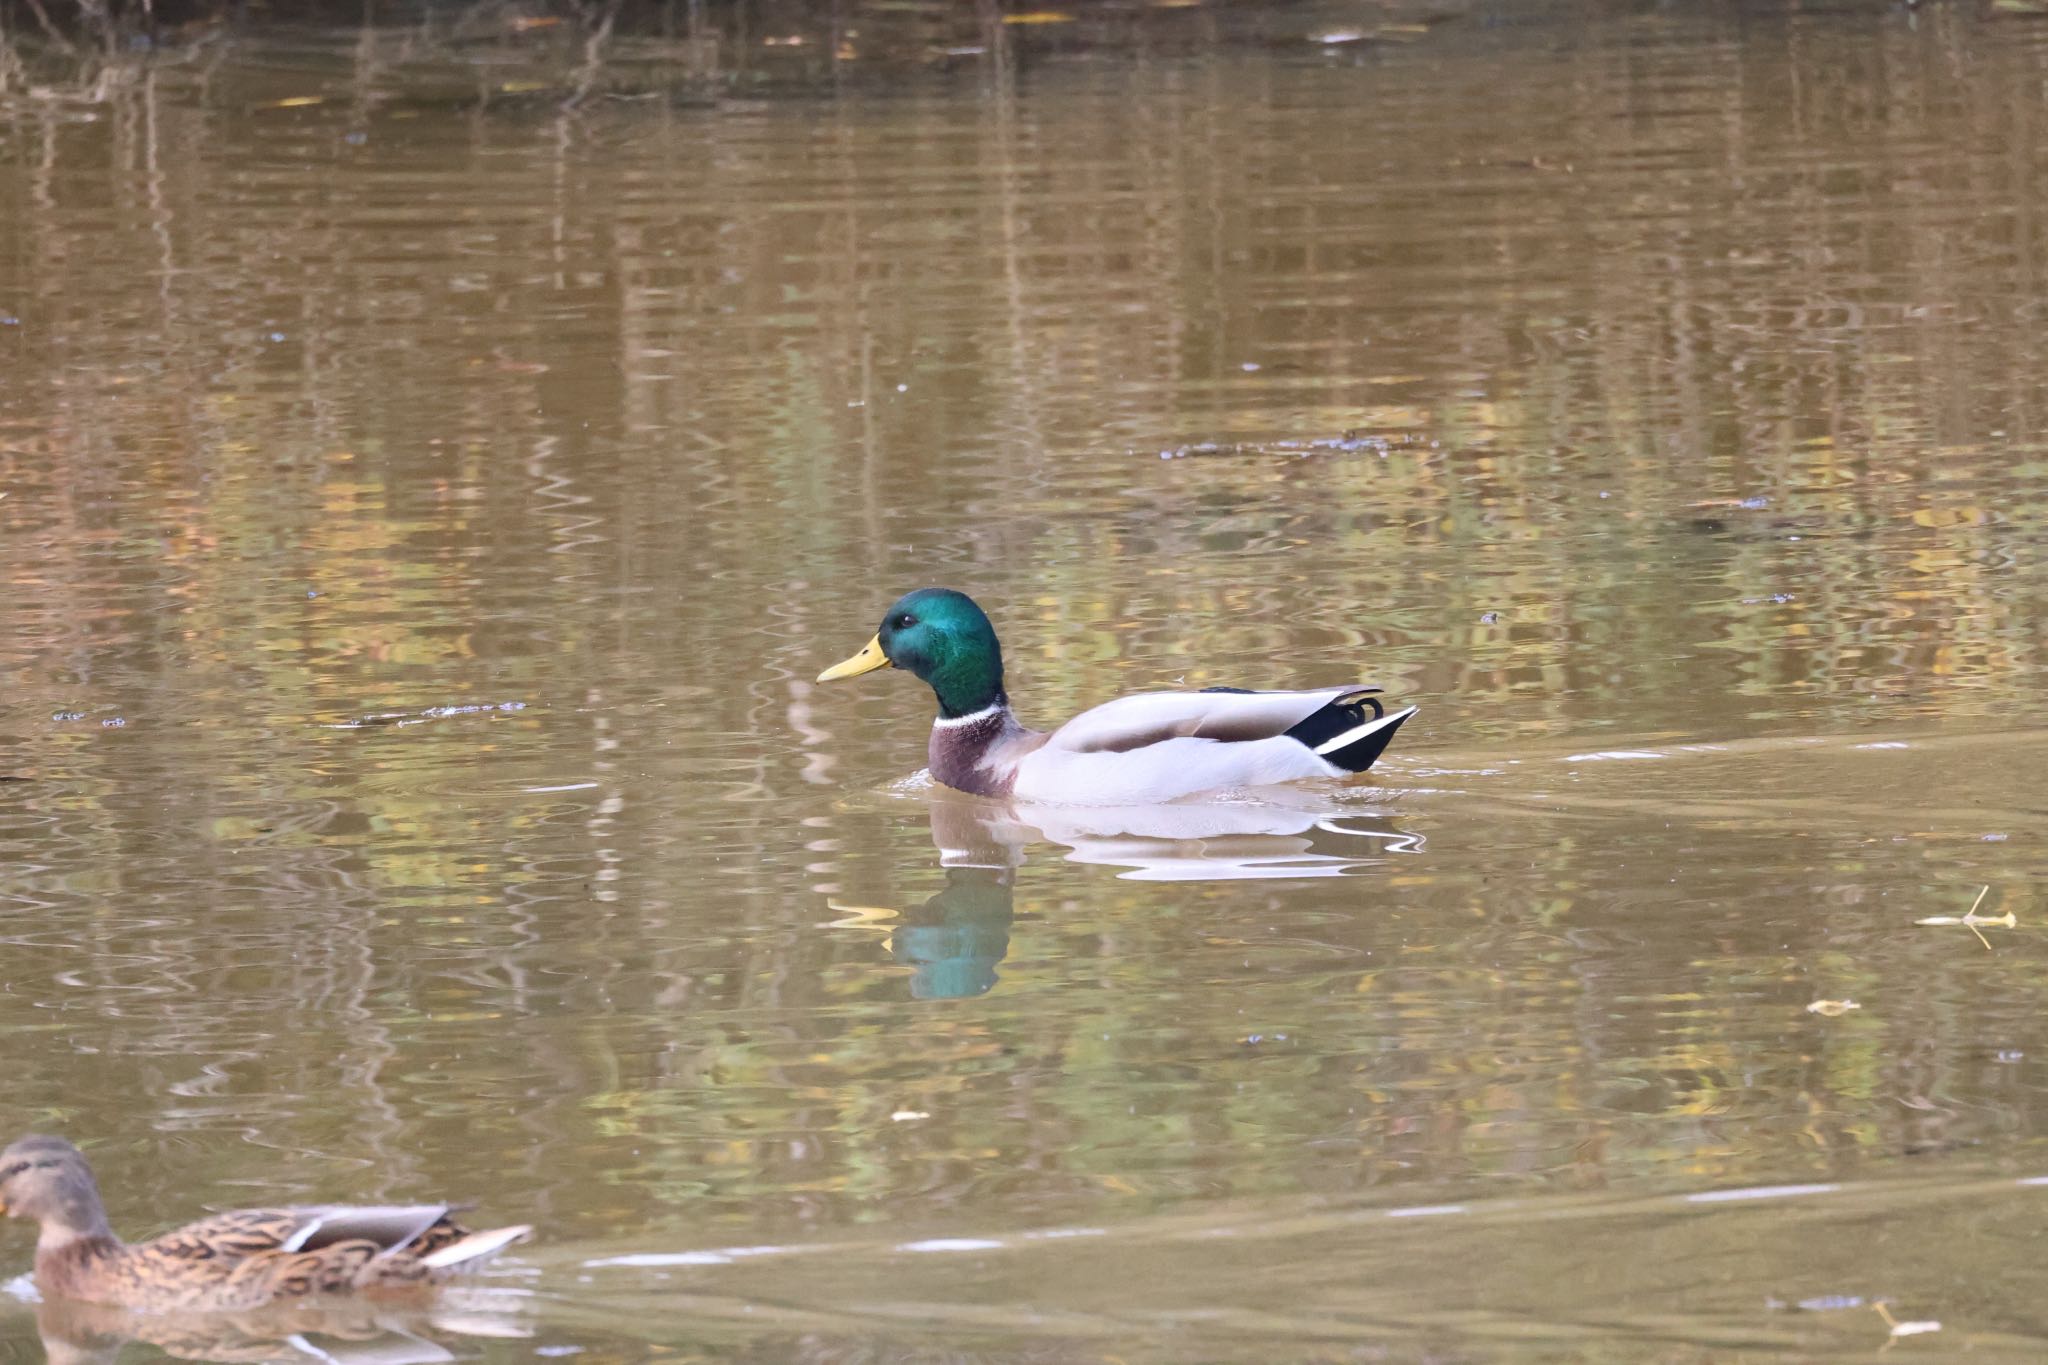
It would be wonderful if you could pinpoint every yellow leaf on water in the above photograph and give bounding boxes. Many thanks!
[1004,11,1076,23]
[1805,1000,1860,1017]
[263,96,325,109]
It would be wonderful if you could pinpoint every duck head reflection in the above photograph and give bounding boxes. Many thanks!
[887,865,1016,1000]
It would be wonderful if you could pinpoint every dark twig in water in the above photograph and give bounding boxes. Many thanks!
[1915,885,2012,951]
[19,0,83,54]
[562,0,621,108]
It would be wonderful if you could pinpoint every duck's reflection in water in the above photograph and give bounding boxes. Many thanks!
[929,789,1420,880]
[31,1292,529,1365]
[846,791,1422,999]
[890,866,1016,1001]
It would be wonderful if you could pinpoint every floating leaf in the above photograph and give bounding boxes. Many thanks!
[1806,999,1860,1017]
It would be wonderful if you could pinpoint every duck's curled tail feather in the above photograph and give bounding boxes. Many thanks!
[1284,690,1415,774]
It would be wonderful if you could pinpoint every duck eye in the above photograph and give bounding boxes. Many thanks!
[893,613,915,629]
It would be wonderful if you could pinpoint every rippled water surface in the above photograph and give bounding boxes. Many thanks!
[3,1,2047,1359]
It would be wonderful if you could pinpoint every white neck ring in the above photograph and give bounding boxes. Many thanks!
[932,703,1004,729]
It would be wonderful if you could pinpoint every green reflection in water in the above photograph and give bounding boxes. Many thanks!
[891,867,1014,1002]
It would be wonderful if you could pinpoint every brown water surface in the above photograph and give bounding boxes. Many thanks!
[3,2,2047,1359]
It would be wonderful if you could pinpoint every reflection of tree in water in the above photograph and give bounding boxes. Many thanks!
[4,0,2045,1308]
[5,0,1326,107]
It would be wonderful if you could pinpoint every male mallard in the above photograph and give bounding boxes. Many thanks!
[0,1135,531,1313]
[816,588,1414,804]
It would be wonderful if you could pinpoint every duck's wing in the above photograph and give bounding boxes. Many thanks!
[271,1205,529,1276]
[141,1208,308,1260]
[274,1204,460,1256]
[120,1205,519,1310]
[1044,686,1378,753]
[114,1209,330,1310]
[143,1204,457,1261]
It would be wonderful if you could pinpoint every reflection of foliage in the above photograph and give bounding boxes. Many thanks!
[1,1,2045,1267]
[2,0,1474,109]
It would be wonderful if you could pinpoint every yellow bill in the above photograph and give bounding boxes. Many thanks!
[818,633,892,682]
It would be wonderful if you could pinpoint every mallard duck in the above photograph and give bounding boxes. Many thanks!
[816,588,1414,803]
[0,1135,531,1313]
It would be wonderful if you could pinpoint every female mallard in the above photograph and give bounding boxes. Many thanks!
[0,1135,530,1313]
[817,588,1414,804]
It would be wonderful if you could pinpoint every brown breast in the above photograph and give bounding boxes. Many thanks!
[927,709,1021,797]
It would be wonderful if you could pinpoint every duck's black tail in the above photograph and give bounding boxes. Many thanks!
[1284,690,1416,774]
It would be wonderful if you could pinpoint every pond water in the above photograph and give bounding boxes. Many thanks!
[2,1,2047,1359]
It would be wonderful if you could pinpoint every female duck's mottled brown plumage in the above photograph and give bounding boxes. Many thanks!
[0,1135,531,1313]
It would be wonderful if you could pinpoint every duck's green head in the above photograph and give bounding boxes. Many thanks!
[817,587,1005,719]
